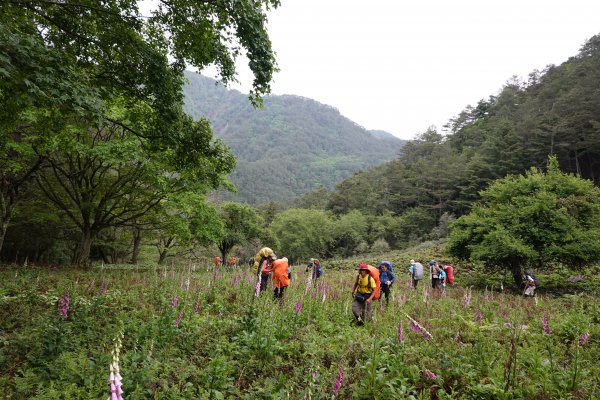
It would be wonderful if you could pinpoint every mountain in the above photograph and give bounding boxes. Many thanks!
[182,72,405,204]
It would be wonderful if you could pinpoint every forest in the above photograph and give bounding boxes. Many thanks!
[1,0,600,398]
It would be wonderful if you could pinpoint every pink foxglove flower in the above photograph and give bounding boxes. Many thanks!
[579,332,589,345]
[333,366,344,396]
[398,320,404,344]
[193,299,200,314]
[542,315,550,335]
[423,368,437,380]
[175,309,184,327]
[255,274,262,297]
[295,301,303,315]
[171,296,178,308]
[57,291,70,318]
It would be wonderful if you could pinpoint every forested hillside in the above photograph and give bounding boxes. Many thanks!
[313,34,600,246]
[182,73,405,204]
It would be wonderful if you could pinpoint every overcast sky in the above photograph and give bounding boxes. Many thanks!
[218,0,600,140]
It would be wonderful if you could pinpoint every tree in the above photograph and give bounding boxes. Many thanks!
[270,208,333,261]
[1,0,279,260]
[216,203,264,263]
[447,156,600,286]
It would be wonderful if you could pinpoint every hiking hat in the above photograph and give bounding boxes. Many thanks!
[356,263,370,271]
[410,259,415,265]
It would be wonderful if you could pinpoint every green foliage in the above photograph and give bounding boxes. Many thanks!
[270,208,333,261]
[1,265,598,399]
[183,73,405,204]
[217,202,265,261]
[447,156,600,284]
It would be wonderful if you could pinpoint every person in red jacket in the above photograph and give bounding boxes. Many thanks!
[214,256,221,267]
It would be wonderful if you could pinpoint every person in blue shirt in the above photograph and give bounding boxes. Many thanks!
[377,261,396,305]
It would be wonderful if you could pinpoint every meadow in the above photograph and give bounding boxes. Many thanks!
[0,261,598,399]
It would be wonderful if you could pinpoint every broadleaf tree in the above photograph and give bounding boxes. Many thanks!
[446,156,600,286]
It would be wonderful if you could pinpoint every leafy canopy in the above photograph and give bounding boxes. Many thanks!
[447,156,600,283]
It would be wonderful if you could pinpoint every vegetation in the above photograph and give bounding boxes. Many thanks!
[182,73,405,204]
[1,0,280,263]
[447,156,600,285]
[1,263,598,399]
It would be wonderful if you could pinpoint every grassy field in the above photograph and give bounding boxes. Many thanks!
[0,262,598,399]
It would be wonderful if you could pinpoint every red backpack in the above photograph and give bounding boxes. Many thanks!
[443,265,455,284]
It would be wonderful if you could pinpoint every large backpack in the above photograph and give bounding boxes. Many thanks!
[413,262,424,280]
[443,265,454,284]
[377,261,394,274]
[525,271,540,287]
[365,265,381,300]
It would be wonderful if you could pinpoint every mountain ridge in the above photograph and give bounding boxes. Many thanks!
[182,72,405,204]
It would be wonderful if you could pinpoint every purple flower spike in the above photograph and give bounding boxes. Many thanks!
[398,320,404,344]
[171,296,178,308]
[424,368,437,380]
[294,301,303,315]
[542,315,550,335]
[579,332,589,345]
[175,309,184,327]
[333,366,344,397]
[58,291,70,318]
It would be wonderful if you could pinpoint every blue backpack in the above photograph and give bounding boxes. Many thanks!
[377,261,394,274]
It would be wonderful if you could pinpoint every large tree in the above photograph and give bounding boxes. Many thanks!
[216,202,265,263]
[0,0,279,260]
[446,157,600,286]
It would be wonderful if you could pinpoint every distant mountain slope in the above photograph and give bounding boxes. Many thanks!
[182,72,405,204]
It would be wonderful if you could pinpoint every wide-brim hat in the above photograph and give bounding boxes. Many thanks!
[356,263,370,271]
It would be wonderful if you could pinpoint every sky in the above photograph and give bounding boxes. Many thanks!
[216,0,600,140]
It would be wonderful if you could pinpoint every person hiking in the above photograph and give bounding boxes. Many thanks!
[434,264,446,290]
[214,256,221,268]
[306,258,323,283]
[409,259,424,289]
[523,271,537,296]
[351,264,376,326]
[377,261,396,305]
[253,247,275,293]
[271,255,290,302]
[429,260,439,288]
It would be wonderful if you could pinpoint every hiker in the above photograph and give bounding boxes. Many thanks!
[429,260,439,288]
[434,264,446,289]
[523,271,536,296]
[253,247,275,293]
[351,264,376,326]
[409,259,424,289]
[229,256,237,267]
[214,256,221,267]
[377,261,396,305]
[272,255,290,302]
[306,258,323,282]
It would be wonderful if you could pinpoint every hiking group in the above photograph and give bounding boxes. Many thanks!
[246,248,535,326]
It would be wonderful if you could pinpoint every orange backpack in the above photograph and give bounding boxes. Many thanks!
[357,264,381,300]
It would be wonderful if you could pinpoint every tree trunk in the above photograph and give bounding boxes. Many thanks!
[158,249,168,265]
[72,227,94,265]
[509,263,523,287]
[130,228,141,264]
[0,218,9,258]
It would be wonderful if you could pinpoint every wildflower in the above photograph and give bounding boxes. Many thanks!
[322,292,326,303]
[295,301,303,315]
[107,331,124,400]
[333,366,344,397]
[86,280,95,291]
[579,332,590,345]
[171,296,178,308]
[475,309,484,323]
[101,282,108,296]
[398,320,404,344]
[542,315,550,335]
[175,309,184,327]
[57,291,70,318]
[312,369,319,382]
[423,368,437,380]
[185,278,190,291]
[463,289,472,307]
[255,275,262,297]
[193,299,200,314]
